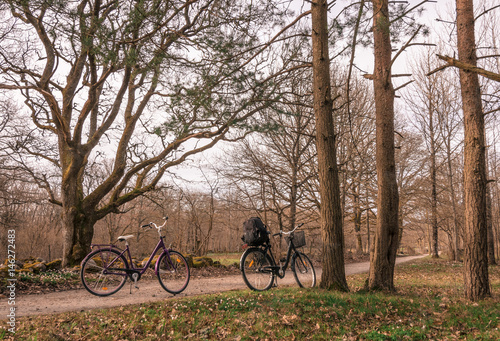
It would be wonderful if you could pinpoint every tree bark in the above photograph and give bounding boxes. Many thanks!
[456,0,490,300]
[430,101,439,258]
[366,0,400,291]
[311,0,348,291]
[486,183,496,265]
[446,137,461,261]
[485,147,496,265]
[353,181,363,253]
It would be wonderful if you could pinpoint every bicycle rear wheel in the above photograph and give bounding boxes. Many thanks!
[157,250,190,294]
[240,248,274,291]
[80,249,128,296]
[292,252,316,288]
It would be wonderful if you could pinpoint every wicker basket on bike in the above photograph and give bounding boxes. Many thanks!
[286,230,306,248]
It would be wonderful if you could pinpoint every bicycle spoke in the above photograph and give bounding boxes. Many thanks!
[292,252,316,288]
[157,251,190,294]
[241,248,274,291]
[81,249,128,296]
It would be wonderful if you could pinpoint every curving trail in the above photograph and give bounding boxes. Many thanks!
[10,255,426,317]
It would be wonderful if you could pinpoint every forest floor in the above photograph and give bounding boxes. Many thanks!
[5,255,425,318]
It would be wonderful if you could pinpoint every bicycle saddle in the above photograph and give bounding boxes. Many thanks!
[117,235,134,242]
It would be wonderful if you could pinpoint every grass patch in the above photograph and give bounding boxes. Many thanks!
[4,258,500,340]
[18,271,79,285]
[207,252,241,267]
[1,270,81,296]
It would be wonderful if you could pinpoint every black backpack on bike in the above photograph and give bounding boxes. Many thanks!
[241,217,269,246]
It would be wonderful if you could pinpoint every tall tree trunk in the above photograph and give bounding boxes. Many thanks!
[456,0,490,300]
[61,145,93,266]
[492,141,500,261]
[311,0,348,291]
[486,187,496,265]
[430,105,439,258]
[366,0,400,291]
[446,141,461,261]
[366,184,371,254]
[289,117,300,230]
[353,182,363,253]
[485,145,496,265]
[61,204,96,266]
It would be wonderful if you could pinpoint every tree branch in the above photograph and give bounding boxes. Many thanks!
[430,54,500,82]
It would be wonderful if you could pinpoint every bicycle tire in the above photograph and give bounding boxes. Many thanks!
[157,250,190,294]
[292,252,316,288]
[80,248,128,296]
[240,248,275,291]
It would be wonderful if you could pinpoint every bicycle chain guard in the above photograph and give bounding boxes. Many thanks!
[129,270,141,293]
[126,269,141,282]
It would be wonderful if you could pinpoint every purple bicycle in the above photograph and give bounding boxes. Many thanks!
[80,217,190,296]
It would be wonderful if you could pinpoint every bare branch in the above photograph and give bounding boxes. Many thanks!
[390,0,436,24]
[394,79,414,92]
[475,4,500,21]
[433,54,500,82]
[389,25,422,70]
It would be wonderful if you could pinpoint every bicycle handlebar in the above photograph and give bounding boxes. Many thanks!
[274,223,304,237]
[140,216,169,233]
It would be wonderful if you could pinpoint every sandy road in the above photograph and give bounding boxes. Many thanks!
[6,255,425,318]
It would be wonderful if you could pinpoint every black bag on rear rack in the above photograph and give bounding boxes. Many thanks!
[241,217,269,246]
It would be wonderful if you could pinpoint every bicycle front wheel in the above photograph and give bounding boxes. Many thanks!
[80,249,128,296]
[241,248,274,291]
[157,251,190,294]
[292,252,316,288]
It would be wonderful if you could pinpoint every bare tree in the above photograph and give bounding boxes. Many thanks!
[0,0,305,265]
[405,49,454,258]
[393,122,427,253]
[332,67,377,256]
[218,101,318,233]
[435,73,464,261]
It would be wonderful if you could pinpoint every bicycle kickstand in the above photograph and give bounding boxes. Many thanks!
[130,273,139,294]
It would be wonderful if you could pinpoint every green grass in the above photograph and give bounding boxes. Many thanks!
[3,257,500,340]
[18,270,79,285]
[207,252,241,267]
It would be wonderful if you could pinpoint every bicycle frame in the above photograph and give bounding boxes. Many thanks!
[257,237,299,279]
[90,236,175,278]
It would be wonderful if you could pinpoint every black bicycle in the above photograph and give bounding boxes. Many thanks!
[240,223,316,291]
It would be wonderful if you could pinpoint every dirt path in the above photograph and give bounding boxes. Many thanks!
[10,255,425,318]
